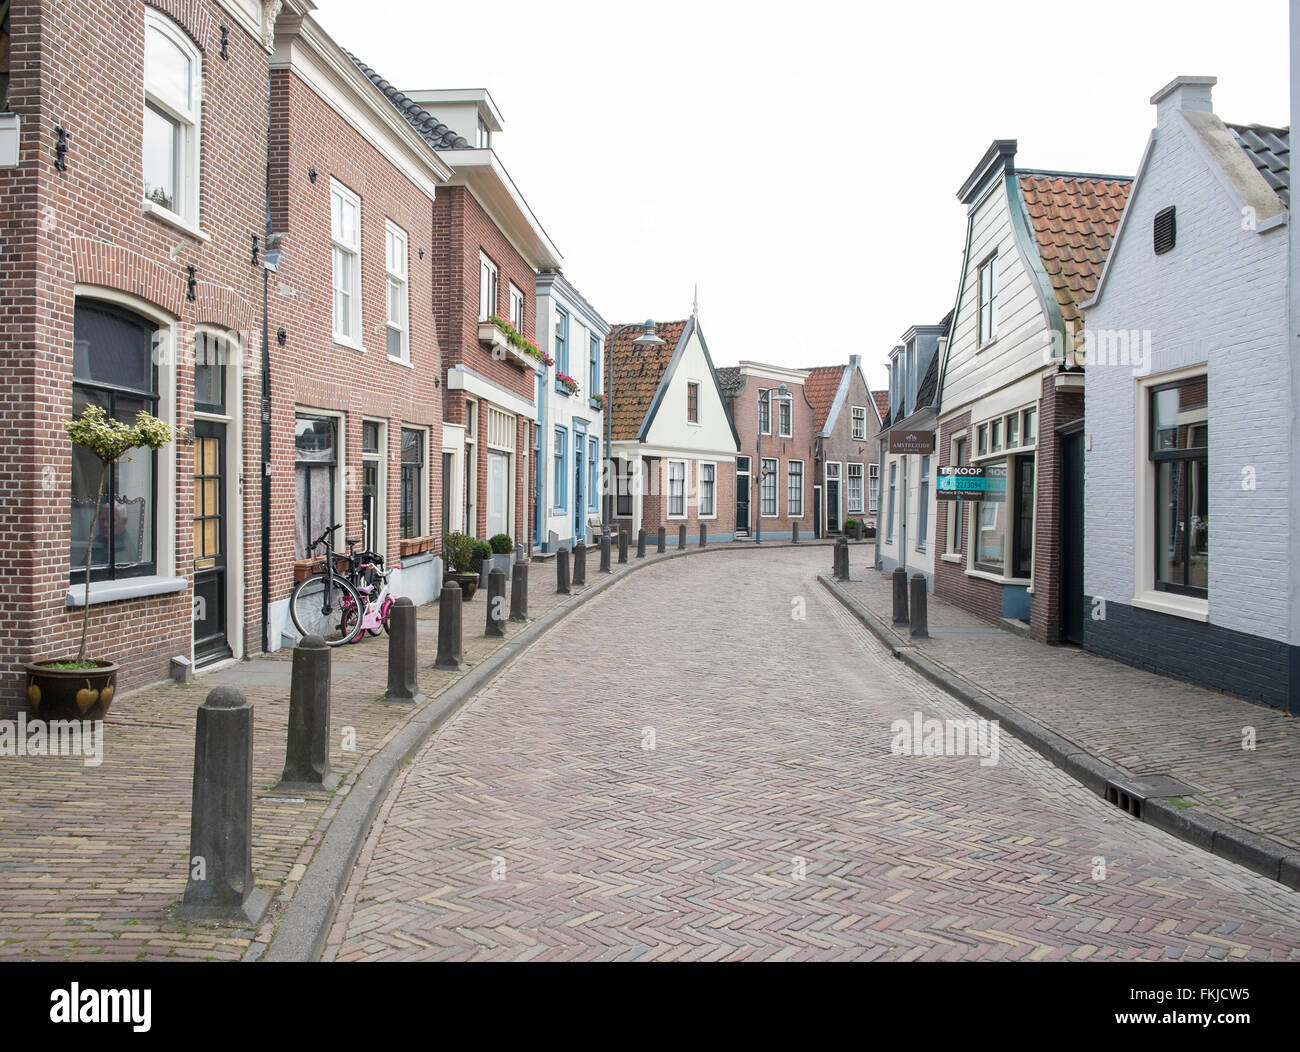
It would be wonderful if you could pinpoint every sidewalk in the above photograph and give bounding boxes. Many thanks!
[0,535,846,960]
[822,550,1300,889]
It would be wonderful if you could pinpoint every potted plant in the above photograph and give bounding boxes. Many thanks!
[443,531,481,600]
[489,533,514,555]
[24,405,180,720]
[844,517,860,537]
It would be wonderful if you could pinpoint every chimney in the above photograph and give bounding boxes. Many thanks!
[1151,76,1216,126]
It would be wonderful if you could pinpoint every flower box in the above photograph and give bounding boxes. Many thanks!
[478,321,511,355]
[399,534,436,558]
[0,114,19,169]
[293,557,325,583]
[589,394,606,411]
[555,371,580,396]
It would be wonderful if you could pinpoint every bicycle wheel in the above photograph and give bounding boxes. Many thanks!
[369,595,393,637]
[290,572,363,646]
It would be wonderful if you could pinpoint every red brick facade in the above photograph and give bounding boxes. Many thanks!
[0,1,269,712]
[1028,376,1083,644]
[726,372,816,538]
[433,184,537,544]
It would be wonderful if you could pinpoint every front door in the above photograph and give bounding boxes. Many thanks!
[573,442,585,544]
[735,456,750,537]
[1059,429,1085,644]
[193,420,231,665]
[487,451,508,539]
[826,464,842,534]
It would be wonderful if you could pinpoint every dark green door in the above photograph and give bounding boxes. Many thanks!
[193,420,231,665]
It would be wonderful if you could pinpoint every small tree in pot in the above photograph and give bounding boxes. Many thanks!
[443,531,481,599]
[24,405,181,719]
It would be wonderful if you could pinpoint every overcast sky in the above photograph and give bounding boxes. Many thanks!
[313,0,1289,392]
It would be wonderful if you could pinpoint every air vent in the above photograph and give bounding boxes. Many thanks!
[1153,206,1176,255]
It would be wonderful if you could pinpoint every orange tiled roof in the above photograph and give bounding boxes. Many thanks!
[1017,173,1132,328]
[607,320,687,441]
[871,390,889,423]
[804,365,845,433]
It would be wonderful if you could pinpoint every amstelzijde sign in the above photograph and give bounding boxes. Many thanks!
[888,429,935,454]
[936,464,1006,502]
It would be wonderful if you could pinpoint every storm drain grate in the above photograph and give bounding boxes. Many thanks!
[1103,773,1197,820]
[1105,784,1143,818]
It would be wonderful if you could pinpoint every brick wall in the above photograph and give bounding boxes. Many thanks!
[1028,375,1082,643]
[819,368,882,528]
[0,1,268,713]
[727,373,816,537]
[267,66,443,612]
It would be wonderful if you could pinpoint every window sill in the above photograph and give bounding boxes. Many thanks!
[966,567,1031,586]
[333,336,367,354]
[1131,592,1209,623]
[66,575,187,607]
[387,354,414,369]
[941,553,963,564]
[142,200,210,243]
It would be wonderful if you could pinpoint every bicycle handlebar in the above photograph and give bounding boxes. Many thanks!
[310,524,343,551]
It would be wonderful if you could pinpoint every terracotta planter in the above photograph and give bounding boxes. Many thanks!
[22,660,120,721]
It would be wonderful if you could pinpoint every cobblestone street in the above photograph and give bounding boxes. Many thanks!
[326,548,1300,961]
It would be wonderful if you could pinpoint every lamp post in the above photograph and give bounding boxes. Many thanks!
[605,320,664,538]
[755,383,791,544]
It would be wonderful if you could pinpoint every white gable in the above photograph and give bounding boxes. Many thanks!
[643,325,737,454]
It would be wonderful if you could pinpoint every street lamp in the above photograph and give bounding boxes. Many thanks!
[755,383,791,544]
[605,320,664,537]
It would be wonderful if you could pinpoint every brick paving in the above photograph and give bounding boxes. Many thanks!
[326,547,1300,961]
[0,547,682,960]
[835,552,1300,856]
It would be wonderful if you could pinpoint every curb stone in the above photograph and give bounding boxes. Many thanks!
[817,573,1300,894]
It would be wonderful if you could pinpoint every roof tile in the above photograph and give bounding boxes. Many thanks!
[804,365,846,433]
[607,321,687,441]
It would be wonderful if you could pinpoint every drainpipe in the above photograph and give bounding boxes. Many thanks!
[259,70,272,655]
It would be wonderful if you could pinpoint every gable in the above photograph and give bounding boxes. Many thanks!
[642,319,740,452]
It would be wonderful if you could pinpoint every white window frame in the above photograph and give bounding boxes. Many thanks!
[385,220,409,363]
[1132,364,1210,623]
[758,391,772,436]
[142,10,203,232]
[330,179,362,348]
[944,431,967,559]
[667,459,687,519]
[846,462,864,515]
[399,425,429,540]
[509,282,524,331]
[787,459,804,518]
[778,396,792,438]
[977,253,998,346]
[686,380,701,425]
[698,461,717,519]
[868,463,880,515]
[851,406,867,441]
[361,418,388,559]
[760,458,778,518]
[479,252,499,322]
[916,454,931,552]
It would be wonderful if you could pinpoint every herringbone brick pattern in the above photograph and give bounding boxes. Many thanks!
[328,549,1300,961]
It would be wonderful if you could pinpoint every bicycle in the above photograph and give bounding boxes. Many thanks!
[289,524,365,647]
[343,550,397,640]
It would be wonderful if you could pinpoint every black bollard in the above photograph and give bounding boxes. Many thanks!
[699,522,708,548]
[573,541,587,587]
[835,538,849,580]
[892,566,909,625]
[180,686,270,923]
[792,521,800,544]
[383,597,422,705]
[618,530,628,564]
[509,561,529,622]
[678,523,687,550]
[280,634,336,788]
[855,520,864,541]
[657,526,666,553]
[599,532,612,574]
[557,546,571,594]
[909,573,929,639]
[637,528,646,558]
[486,568,507,637]
[831,538,840,574]
[435,580,467,671]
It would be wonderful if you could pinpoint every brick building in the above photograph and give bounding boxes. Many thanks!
[716,363,814,542]
[0,0,277,708]
[360,80,561,553]
[1082,77,1297,711]
[933,139,1130,644]
[805,356,882,537]
[607,315,739,541]
[264,13,452,647]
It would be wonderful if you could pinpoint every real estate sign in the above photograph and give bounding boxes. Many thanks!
[889,429,935,454]
[936,464,1006,502]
